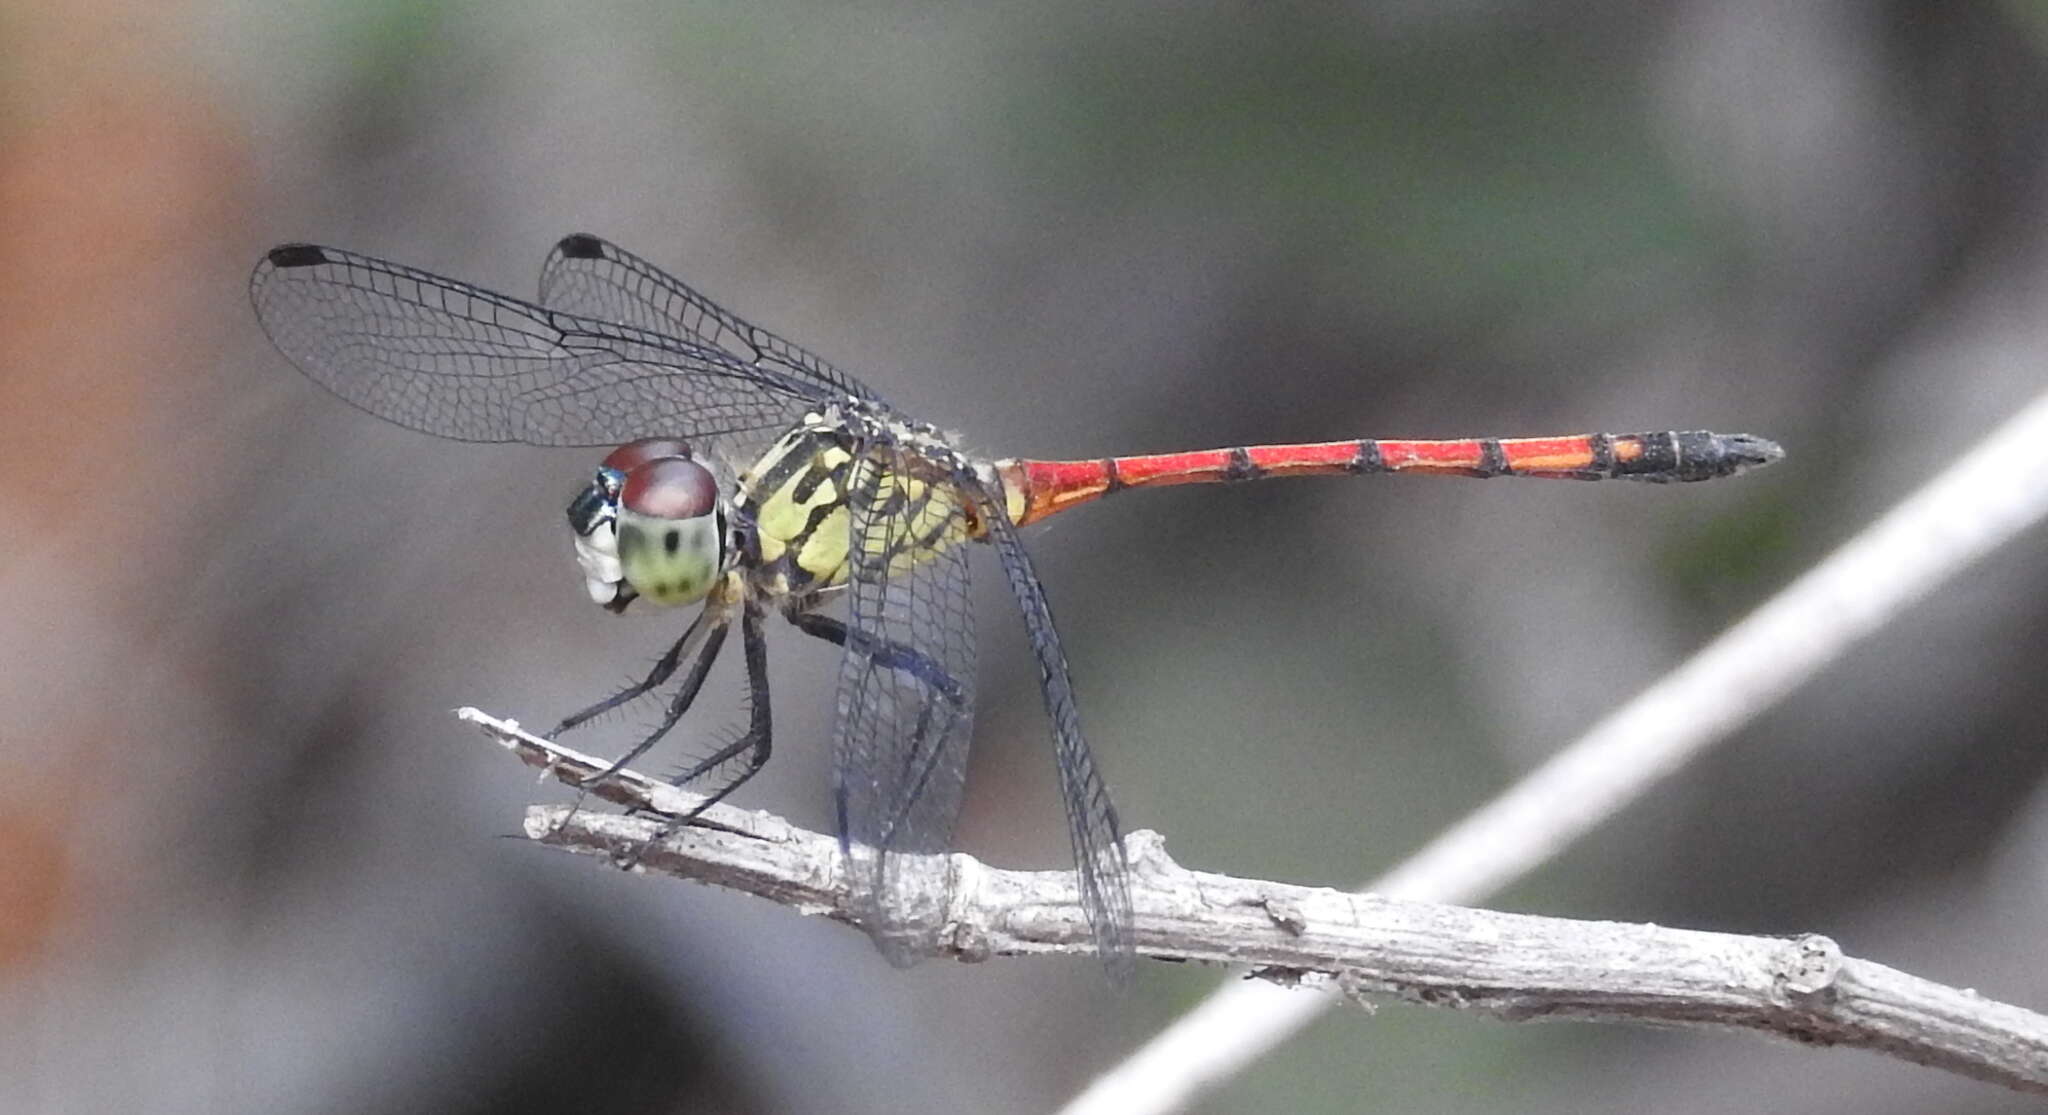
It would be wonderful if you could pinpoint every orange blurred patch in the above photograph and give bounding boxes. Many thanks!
[0,804,67,978]
[0,0,243,525]
[0,0,250,878]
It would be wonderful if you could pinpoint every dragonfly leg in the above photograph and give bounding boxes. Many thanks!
[792,611,968,852]
[790,612,965,705]
[551,606,718,737]
[666,597,773,803]
[626,598,775,864]
[877,688,966,850]
[576,611,729,792]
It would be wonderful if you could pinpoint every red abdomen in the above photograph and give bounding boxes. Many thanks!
[997,430,1782,526]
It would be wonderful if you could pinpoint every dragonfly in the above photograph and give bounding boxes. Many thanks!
[250,234,1783,975]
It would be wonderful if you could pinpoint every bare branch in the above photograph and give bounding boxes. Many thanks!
[462,708,2048,1097]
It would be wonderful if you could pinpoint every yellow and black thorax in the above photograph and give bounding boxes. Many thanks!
[734,410,987,600]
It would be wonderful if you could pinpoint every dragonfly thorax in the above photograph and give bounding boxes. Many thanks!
[568,438,730,612]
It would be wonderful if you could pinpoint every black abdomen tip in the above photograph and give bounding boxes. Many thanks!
[556,233,606,259]
[1691,432,1784,478]
[1638,428,1785,481]
[1718,433,1785,472]
[265,244,330,269]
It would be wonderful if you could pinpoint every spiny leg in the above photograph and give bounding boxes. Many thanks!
[544,610,730,847]
[878,690,966,851]
[793,612,964,704]
[551,606,718,737]
[638,597,775,855]
[579,610,729,791]
[794,611,966,850]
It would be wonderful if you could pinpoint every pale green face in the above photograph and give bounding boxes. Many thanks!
[616,507,723,606]
[570,440,728,610]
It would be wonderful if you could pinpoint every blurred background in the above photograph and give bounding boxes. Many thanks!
[4,1,2047,1112]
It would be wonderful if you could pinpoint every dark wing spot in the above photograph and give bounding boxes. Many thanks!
[556,233,606,259]
[265,244,329,269]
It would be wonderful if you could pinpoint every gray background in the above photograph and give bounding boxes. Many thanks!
[2,2,2045,1112]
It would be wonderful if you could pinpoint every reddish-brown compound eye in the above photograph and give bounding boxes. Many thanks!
[620,456,719,520]
[601,437,694,474]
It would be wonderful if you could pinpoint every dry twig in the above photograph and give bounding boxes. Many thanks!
[461,708,2048,1097]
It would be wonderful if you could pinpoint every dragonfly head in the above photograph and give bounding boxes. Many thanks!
[567,438,728,612]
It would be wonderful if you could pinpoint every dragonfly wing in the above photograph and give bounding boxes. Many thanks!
[251,244,818,454]
[833,442,978,966]
[978,490,1136,977]
[512,335,809,462]
[539,233,884,403]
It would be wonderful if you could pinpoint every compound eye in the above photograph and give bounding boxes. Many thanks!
[601,437,694,474]
[620,456,719,521]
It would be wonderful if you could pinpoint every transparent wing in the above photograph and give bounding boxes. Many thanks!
[538,233,883,403]
[250,244,825,456]
[832,442,978,967]
[980,489,1135,977]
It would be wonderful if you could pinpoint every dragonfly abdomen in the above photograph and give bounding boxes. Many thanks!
[997,430,1782,526]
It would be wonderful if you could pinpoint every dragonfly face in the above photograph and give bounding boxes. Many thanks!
[568,437,729,613]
